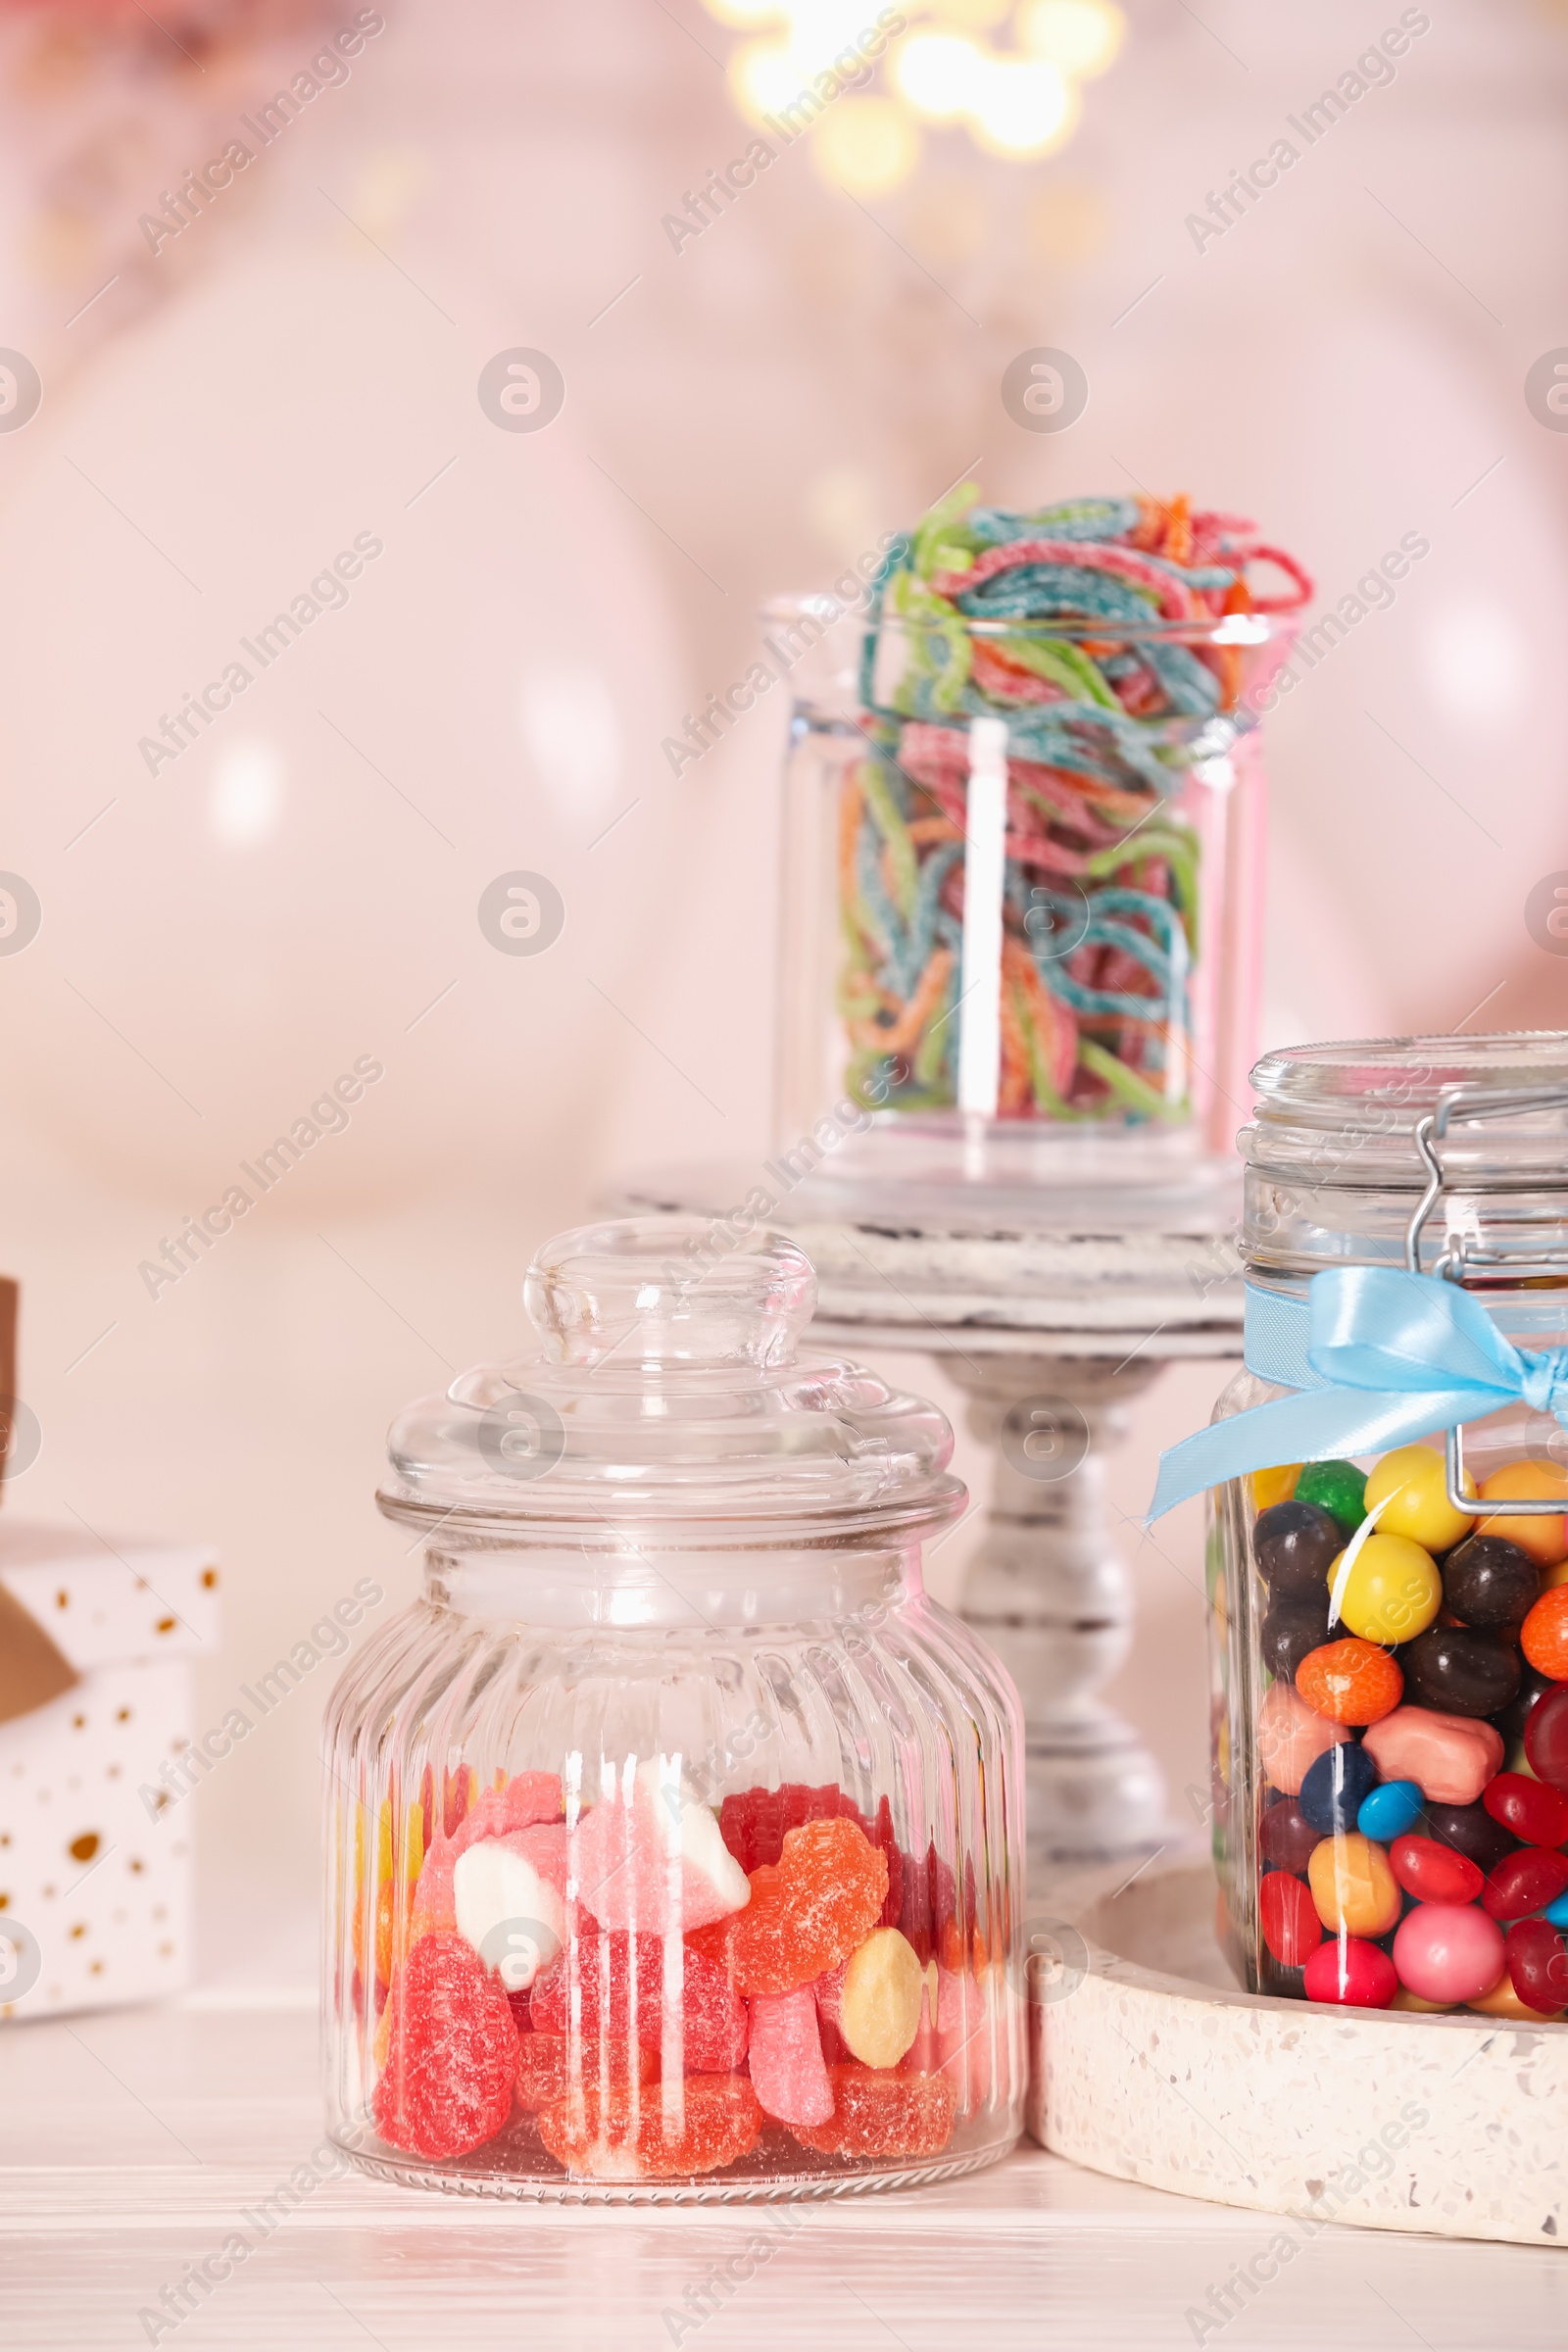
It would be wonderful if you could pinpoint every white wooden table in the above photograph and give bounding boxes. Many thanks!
[4,1987,1559,2350]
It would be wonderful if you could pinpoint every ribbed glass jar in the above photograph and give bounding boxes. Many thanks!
[1208,1036,1568,2017]
[323,1220,1025,2198]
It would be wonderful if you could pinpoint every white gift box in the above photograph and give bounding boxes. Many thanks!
[0,1521,220,2020]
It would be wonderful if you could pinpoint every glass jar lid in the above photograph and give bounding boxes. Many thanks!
[1241,1032,1568,1286]
[377,1219,963,1544]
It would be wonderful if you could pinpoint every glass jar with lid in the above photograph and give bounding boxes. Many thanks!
[323,1218,1025,2197]
[1188,1036,1568,2019]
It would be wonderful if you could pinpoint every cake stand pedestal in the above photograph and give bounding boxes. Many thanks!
[611,1164,1246,1876]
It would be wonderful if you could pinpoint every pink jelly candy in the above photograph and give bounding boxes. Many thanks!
[372,1931,518,2159]
[529,1931,749,2073]
[748,1985,833,2127]
[572,1761,751,1934]
[452,1772,564,1856]
[453,1824,570,1989]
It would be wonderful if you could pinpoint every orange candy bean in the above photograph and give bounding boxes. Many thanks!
[1478,1459,1568,1569]
[1522,1586,1568,1681]
[1296,1638,1403,1726]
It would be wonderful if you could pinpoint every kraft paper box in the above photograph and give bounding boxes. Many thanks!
[0,1522,220,2020]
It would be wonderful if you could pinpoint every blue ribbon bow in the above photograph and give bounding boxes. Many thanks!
[1148,1265,1568,1521]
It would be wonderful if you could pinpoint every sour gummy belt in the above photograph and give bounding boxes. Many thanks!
[846,487,1310,1124]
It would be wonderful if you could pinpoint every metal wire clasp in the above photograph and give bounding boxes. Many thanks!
[1403,1079,1568,1515]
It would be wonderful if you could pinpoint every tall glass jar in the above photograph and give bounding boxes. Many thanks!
[1208,1035,1568,2018]
[324,1219,1025,2198]
[771,592,1294,1176]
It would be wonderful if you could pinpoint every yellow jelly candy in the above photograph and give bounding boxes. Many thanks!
[1251,1463,1302,1511]
[1330,1533,1443,1645]
[820,1928,924,2069]
[1307,1832,1400,1937]
[1363,1445,1475,1553]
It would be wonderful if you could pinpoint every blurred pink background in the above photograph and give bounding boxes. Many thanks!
[1,0,1565,1984]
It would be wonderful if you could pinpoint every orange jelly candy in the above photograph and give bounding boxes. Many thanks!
[538,2072,761,2180]
[514,2033,657,2115]
[1522,1585,1568,1681]
[787,2063,957,2161]
[688,1817,889,1996]
[1296,1637,1403,1726]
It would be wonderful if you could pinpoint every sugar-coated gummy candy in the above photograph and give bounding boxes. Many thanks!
[1391,1902,1504,2006]
[1521,1586,1568,1682]
[514,2032,657,2114]
[932,1964,992,2112]
[572,1759,751,1935]
[1525,1684,1568,1792]
[1477,1458,1568,1568]
[1399,1625,1520,1720]
[1482,1770,1568,1850]
[688,1817,889,1995]
[420,1763,480,1849]
[1388,1833,1484,1906]
[529,1931,749,2073]
[1259,1870,1321,1967]
[1306,1833,1400,1937]
[1293,1459,1367,1534]
[1360,1706,1502,1806]
[1355,1779,1423,1843]
[1504,1916,1568,2016]
[1253,1501,1341,1597]
[372,1932,518,2159]
[452,1827,568,1991]
[787,2063,957,2161]
[748,1986,833,2127]
[1256,1682,1350,1795]
[1259,1796,1322,1874]
[719,1785,906,1932]
[815,1927,923,2069]
[1298,1741,1380,1837]
[1362,1445,1476,1553]
[1329,1534,1442,1647]
[538,2073,762,2180]
[1481,1845,1568,1922]
[1301,1936,1396,2009]
[452,1772,565,1858]
[1296,1638,1402,1727]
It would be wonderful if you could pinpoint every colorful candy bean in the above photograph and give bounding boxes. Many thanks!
[1360,1706,1503,1806]
[1391,1902,1505,2006]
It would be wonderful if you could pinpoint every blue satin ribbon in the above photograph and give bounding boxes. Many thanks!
[1148,1266,1568,1521]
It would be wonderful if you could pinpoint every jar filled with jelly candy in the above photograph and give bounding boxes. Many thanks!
[771,487,1307,1187]
[1200,1037,1568,2021]
[323,1218,1025,2197]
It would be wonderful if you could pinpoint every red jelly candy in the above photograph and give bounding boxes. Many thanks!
[688,1818,889,1996]
[1483,1770,1568,1850]
[1389,1834,1485,1906]
[788,2063,957,2160]
[538,2073,761,2180]
[529,1933,748,2072]
[1525,1684,1568,1792]
[1259,1871,1322,1967]
[1301,1936,1397,2009]
[1483,1846,1568,1921]
[514,2033,658,2114]
[372,1932,517,2159]
[1504,1917,1568,2016]
[718,1787,905,1929]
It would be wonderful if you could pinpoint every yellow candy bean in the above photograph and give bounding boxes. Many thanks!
[1391,1986,1451,2014]
[1251,1462,1302,1511]
[1330,1533,1443,1644]
[1363,1445,1475,1553]
[1307,1833,1400,1937]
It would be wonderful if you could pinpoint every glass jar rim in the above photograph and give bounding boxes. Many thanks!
[1244,1031,1568,1184]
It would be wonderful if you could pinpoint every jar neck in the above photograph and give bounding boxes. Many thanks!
[420,1539,924,1631]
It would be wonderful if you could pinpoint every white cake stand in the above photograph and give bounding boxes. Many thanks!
[611,1145,1245,1874]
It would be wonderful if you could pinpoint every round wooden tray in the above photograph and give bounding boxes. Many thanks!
[1028,1861,1566,2246]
